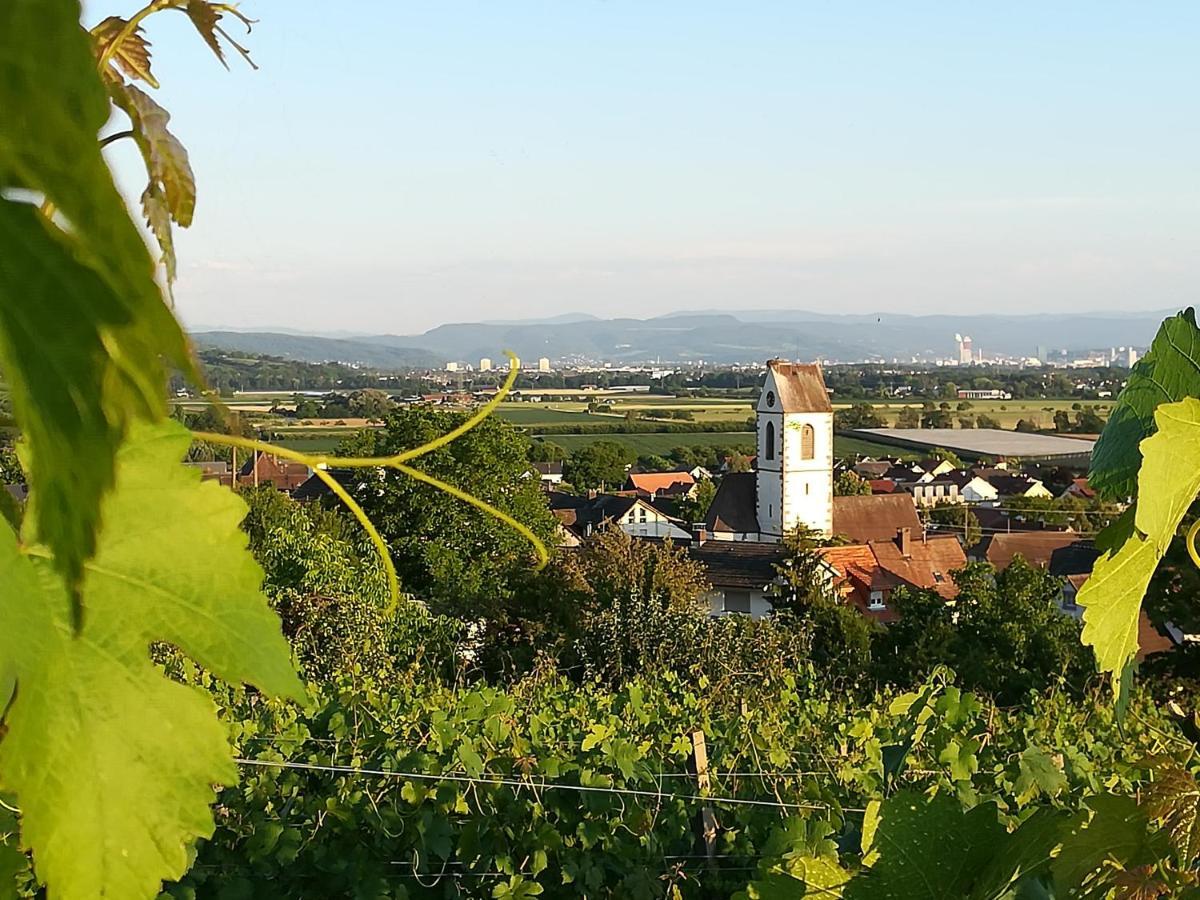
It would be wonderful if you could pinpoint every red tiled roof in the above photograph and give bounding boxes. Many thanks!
[627,471,696,493]
[869,479,898,494]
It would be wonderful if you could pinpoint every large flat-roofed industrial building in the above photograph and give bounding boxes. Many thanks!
[843,428,1094,464]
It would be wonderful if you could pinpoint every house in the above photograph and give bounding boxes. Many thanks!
[820,528,966,623]
[853,460,894,480]
[979,472,1053,500]
[236,451,311,491]
[972,531,1092,571]
[624,470,697,501]
[549,491,690,542]
[915,458,958,481]
[183,460,231,483]
[530,461,564,487]
[1060,478,1097,501]
[292,467,376,502]
[869,479,899,494]
[830,493,924,544]
[904,478,962,508]
[689,536,787,617]
[946,470,999,504]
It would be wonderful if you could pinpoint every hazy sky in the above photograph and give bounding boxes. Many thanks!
[100,1,1199,334]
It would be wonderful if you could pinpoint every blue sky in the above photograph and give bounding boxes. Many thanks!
[98,1,1199,333]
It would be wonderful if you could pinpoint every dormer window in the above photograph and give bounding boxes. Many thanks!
[868,590,886,610]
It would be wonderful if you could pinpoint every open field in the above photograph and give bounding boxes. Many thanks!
[493,407,619,425]
[846,399,1112,430]
[533,431,757,456]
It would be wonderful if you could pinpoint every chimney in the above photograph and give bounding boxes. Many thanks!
[692,522,709,546]
[896,527,912,557]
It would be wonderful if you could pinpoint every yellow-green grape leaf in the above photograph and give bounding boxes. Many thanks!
[0,0,200,587]
[1077,532,1160,692]
[141,182,178,284]
[0,420,303,900]
[110,82,196,228]
[91,16,158,88]
[1134,398,1200,551]
[1080,398,1200,694]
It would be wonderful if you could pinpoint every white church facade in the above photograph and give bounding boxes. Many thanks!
[705,360,835,542]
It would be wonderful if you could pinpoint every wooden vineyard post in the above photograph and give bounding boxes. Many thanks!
[689,729,718,868]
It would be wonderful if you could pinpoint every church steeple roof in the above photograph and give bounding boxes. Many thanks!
[765,360,832,413]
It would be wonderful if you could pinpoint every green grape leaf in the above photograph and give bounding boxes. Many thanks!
[0,805,26,900]
[1089,309,1200,500]
[0,0,200,588]
[110,82,196,228]
[1077,532,1159,691]
[1052,794,1151,893]
[968,809,1071,900]
[0,420,302,900]
[91,16,159,88]
[737,856,850,899]
[845,792,1004,899]
[1014,747,1067,805]
[1079,398,1200,695]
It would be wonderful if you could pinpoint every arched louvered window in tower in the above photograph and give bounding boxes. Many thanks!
[800,424,815,460]
[764,421,775,460]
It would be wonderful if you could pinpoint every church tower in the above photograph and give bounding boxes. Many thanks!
[755,360,834,539]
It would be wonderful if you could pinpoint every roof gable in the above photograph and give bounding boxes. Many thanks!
[757,361,833,414]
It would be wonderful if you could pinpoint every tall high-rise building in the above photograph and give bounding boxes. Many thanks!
[537,357,551,372]
[479,357,493,372]
[955,334,973,365]
[445,361,459,373]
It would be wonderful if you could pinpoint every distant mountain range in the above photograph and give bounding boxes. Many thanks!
[191,309,1174,369]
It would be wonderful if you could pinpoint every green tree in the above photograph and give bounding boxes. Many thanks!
[343,407,559,621]
[1015,418,1039,433]
[347,388,394,422]
[835,402,887,430]
[872,586,957,686]
[676,477,717,523]
[1054,410,1072,432]
[925,501,981,547]
[896,407,921,428]
[771,528,874,685]
[528,439,567,462]
[976,413,1001,429]
[564,440,633,489]
[953,559,1095,703]
[835,470,872,496]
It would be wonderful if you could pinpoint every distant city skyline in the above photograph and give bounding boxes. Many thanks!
[101,1,1200,332]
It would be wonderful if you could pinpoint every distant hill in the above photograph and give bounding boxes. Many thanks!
[193,309,1172,368]
[191,332,440,369]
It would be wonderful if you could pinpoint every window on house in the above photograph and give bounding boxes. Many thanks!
[933,572,945,583]
[724,591,753,614]
[805,482,810,495]
[868,590,886,610]
[764,421,775,460]
[800,424,815,459]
